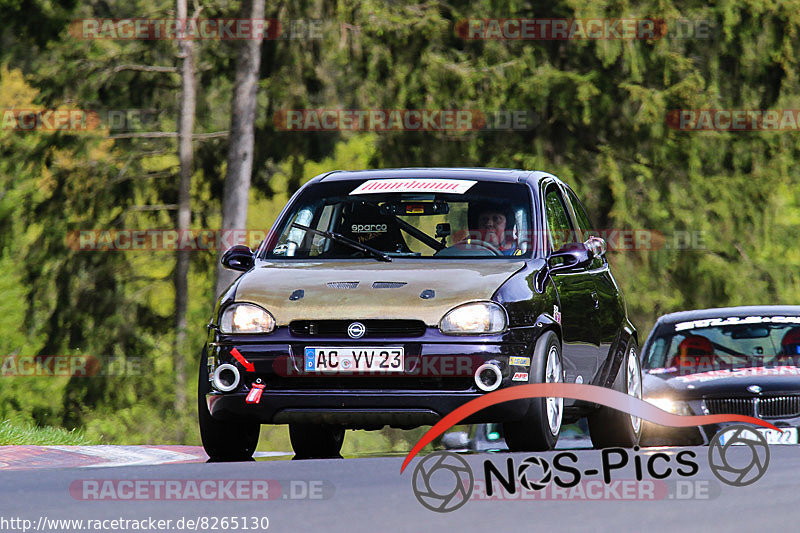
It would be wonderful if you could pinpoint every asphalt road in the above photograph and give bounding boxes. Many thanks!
[0,441,797,533]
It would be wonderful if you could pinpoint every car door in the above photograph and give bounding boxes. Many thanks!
[562,185,625,384]
[542,182,600,385]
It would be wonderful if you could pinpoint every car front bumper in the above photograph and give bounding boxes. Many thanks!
[204,326,541,429]
[640,397,800,446]
[207,389,529,429]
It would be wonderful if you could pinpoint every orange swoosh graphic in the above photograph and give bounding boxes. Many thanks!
[400,383,779,473]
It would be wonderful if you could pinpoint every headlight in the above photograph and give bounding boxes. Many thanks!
[220,303,275,334]
[645,397,691,415]
[440,302,507,335]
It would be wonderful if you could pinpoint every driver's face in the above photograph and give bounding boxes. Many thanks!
[477,211,506,245]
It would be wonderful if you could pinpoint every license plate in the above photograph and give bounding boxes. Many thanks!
[303,347,404,373]
[758,427,798,444]
[719,427,798,445]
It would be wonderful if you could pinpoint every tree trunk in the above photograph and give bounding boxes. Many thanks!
[215,0,266,297]
[173,0,197,435]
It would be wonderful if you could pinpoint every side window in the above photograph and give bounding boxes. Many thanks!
[565,187,605,268]
[543,186,574,251]
[645,337,668,369]
[274,203,333,257]
[565,188,594,238]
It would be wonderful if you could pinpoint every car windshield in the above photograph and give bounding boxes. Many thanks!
[264,178,533,259]
[644,316,800,373]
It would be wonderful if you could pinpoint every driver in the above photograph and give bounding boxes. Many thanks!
[670,334,714,371]
[468,201,521,256]
[781,327,800,357]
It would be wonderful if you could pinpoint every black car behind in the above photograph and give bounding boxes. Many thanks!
[641,305,800,446]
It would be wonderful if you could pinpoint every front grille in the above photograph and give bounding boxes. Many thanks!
[290,319,427,338]
[758,396,800,418]
[704,398,755,416]
[704,396,800,419]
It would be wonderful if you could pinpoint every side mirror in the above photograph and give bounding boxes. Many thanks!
[441,431,470,450]
[548,242,592,272]
[221,245,254,272]
[585,236,606,258]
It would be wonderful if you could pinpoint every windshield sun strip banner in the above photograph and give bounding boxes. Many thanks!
[674,315,800,331]
[349,178,477,195]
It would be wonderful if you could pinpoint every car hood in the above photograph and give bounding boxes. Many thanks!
[234,259,526,326]
[644,365,800,399]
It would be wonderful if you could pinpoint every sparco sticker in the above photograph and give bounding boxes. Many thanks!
[351,224,387,233]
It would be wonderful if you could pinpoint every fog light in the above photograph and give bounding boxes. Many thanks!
[212,363,241,392]
[475,362,502,392]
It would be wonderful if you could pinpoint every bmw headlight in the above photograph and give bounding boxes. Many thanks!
[440,302,507,335]
[645,397,691,415]
[220,303,275,334]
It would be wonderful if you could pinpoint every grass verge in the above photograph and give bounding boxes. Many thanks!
[0,419,99,446]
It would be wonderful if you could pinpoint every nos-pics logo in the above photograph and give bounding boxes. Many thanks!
[411,424,769,513]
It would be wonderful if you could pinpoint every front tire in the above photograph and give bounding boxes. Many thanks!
[503,330,563,451]
[588,338,643,448]
[289,424,345,459]
[198,348,260,461]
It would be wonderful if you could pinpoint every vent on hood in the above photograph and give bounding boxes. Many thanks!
[372,281,407,289]
[327,281,359,289]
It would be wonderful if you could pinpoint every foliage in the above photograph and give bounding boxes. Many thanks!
[0,0,798,449]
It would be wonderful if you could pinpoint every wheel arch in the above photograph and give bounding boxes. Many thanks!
[531,312,562,354]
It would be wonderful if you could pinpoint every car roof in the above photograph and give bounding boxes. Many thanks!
[655,305,800,327]
[314,167,560,185]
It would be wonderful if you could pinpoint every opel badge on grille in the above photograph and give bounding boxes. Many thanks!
[348,322,366,339]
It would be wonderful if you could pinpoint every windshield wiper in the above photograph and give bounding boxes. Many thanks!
[291,223,392,262]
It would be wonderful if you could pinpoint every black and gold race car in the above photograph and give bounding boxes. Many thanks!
[198,168,642,460]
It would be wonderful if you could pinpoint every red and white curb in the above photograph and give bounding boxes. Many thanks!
[0,446,293,470]
[0,445,207,470]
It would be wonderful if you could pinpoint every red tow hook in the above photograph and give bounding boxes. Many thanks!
[246,381,265,404]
